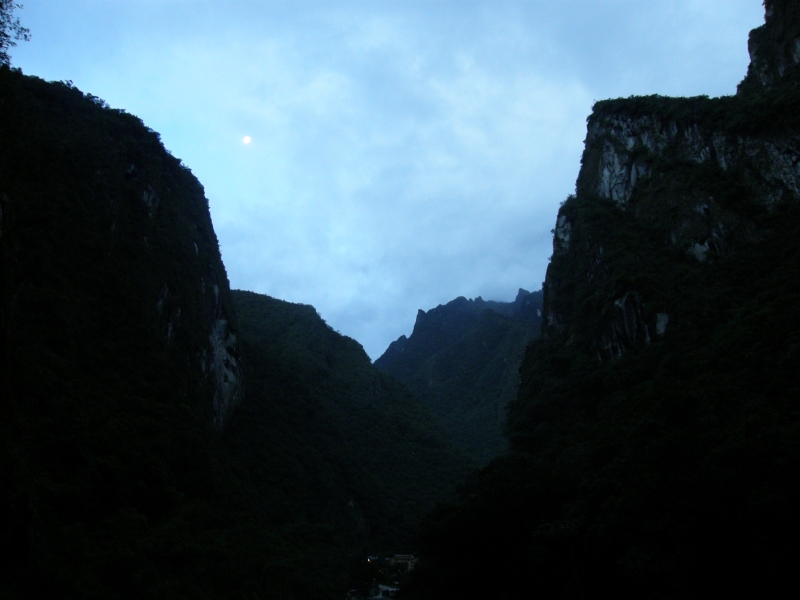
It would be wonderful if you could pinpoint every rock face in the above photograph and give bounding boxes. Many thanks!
[0,67,242,428]
[0,66,253,598]
[546,0,800,362]
[376,289,542,464]
[581,113,800,209]
[738,0,800,92]
[542,29,800,360]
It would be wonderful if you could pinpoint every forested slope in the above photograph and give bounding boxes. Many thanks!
[228,290,472,560]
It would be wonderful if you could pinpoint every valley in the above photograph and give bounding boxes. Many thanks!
[2,1,799,598]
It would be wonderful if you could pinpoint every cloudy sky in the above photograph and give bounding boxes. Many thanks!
[11,1,764,359]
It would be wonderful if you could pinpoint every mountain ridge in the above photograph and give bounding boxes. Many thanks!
[375,289,542,464]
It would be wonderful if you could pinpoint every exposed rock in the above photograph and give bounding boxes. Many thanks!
[201,267,244,427]
[554,214,572,253]
[690,240,710,262]
[540,2,800,362]
[584,115,800,208]
[739,0,800,92]
[142,183,159,217]
[207,317,241,427]
[656,312,669,336]
[597,291,649,360]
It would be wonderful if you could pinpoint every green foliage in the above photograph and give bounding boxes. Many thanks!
[0,1,29,65]
[590,72,800,138]
[409,197,800,600]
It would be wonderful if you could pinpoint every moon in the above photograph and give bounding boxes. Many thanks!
[242,136,251,144]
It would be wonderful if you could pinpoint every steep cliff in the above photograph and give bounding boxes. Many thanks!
[543,73,799,360]
[543,0,799,362]
[0,66,246,598]
[738,0,800,92]
[0,66,242,427]
[408,5,800,598]
[376,290,542,464]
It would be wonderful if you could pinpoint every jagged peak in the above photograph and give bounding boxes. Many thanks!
[738,0,800,93]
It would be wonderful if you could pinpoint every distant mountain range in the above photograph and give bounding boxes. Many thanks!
[375,289,542,464]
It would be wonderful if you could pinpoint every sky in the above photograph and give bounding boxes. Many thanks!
[10,0,765,360]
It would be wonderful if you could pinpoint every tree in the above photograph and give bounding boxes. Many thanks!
[0,1,29,65]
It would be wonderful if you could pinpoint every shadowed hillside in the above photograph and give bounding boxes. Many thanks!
[376,290,542,464]
[228,290,473,559]
[0,64,247,598]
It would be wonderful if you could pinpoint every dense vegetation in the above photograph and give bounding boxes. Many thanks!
[408,207,800,595]
[376,291,542,464]
[403,7,800,598]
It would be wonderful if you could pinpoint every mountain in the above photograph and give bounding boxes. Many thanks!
[0,66,471,599]
[228,290,472,557]
[0,65,250,598]
[406,3,800,598]
[375,289,542,464]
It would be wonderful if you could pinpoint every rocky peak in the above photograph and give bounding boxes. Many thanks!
[372,334,408,371]
[738,0,800,93]
[541,4,800,361]
[374,291,542,375]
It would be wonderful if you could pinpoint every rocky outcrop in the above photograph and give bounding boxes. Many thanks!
[541,3,800,361]
[739,0,800,92]
[580,113,800,209]
[0,67,242,428]
[205,304,243,428]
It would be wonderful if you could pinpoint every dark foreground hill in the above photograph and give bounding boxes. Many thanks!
[405,3,800,598]
[1,64,247,598]
[228,290,472,559]
[0,66,470,599]
[376,290,542,464]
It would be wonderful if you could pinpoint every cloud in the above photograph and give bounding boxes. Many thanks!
[14,0,764,358]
